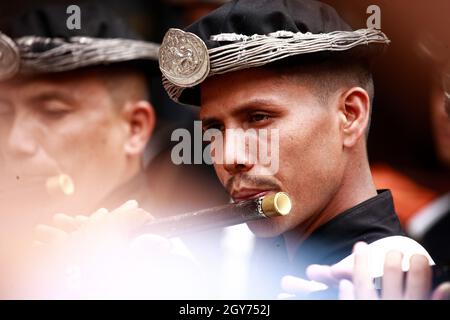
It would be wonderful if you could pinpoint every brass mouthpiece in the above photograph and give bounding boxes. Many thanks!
[45,174,75,196]
[261,192,292,217]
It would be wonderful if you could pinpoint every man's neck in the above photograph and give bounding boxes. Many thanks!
[283,157,378,261]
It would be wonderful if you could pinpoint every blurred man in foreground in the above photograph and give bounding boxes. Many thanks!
[0,2,230,298]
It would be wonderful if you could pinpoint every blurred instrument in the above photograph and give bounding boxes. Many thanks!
[45,174,75,196]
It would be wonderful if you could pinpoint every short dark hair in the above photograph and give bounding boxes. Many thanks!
[93,64,151,110]
[268,53,374,137]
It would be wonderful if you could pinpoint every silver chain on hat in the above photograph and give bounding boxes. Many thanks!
[159,28,390,104]
[0,33,160,80]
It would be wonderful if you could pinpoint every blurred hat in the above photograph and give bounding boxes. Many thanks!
[159,0,390,106]
[416,32,450,117]
[0,2,159,81]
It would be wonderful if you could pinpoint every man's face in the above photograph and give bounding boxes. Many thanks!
[200,68,347,237]
[0,70,130,215]
[431,77,450,168]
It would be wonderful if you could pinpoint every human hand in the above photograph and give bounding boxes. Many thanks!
[281,241,450,300]
[28,200,203,298]
[337,242,450,300]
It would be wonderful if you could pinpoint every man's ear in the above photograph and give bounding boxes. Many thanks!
[122,100,155,156]
[338,87,371,148]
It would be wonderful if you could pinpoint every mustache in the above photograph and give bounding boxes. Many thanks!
[225,173,281,194]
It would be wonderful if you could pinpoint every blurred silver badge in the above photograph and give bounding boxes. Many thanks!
[0,32,20,81]
[159,28,210,88]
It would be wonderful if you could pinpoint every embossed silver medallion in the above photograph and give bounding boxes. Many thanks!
[0,32,20,81]
[159,28,210,88]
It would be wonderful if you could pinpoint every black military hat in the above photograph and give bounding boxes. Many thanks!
[0,2,159,81]
[159,0,390,106]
